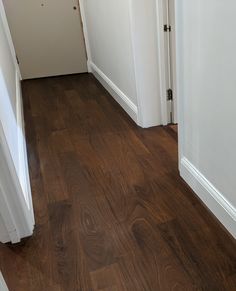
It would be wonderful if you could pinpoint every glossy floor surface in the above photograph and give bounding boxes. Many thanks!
[0,74,236,290]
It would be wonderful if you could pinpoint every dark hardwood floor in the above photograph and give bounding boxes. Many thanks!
[1,73,236,290]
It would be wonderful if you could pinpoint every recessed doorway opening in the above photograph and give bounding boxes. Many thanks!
[157,0,178,126]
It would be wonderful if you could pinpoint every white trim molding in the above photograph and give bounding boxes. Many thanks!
[0,2,34,242]
[78,0,92,72]
[156,0,168,125]
[0,121,34,243]
[16,71,34,222]
[90,62,138,123]
[0,214,10,243]
[180,157,236,239]
[0,272,8,291]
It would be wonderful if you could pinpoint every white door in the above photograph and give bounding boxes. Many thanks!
[3,0,88,79]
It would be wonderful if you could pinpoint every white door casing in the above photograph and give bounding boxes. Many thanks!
[0,0,34,243]
[0,121,34,243]
[0,273,8,291]
[156,0,177,125]
[168,0,177,124]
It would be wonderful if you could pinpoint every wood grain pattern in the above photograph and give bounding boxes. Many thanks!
[0,73,235,290]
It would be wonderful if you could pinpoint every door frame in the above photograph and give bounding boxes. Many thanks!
[0,0,34,243]
[78,0,92,72]
[0,122,34,243]
[65,0,179,129]
[156,0,182,167]
[156,0,178,125]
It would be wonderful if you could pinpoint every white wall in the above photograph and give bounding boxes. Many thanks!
[177,0,236,238]
[0,0,34,243]
[84,0,137,103]
[83,0,162,127]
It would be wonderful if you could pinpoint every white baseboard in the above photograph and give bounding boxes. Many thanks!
[180,157,236,239]
[0,214,10,243]
[89,62,138,124]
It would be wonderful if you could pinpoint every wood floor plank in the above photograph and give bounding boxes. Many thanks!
[0,73,235,290]
[48,200,93,290]
[90,264,127,291]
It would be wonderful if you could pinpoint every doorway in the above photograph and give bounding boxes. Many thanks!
[158,0,177,125]
[3,0,88,79]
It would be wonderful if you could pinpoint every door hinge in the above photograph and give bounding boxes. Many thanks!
[164,25,171,32]
[167,89,173,101]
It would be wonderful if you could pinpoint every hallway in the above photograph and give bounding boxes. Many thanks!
[0,74,235,290]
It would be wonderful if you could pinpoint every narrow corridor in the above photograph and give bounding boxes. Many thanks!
[0,74,235,290]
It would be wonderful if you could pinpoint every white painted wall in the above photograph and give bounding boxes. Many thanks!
[83,0,162,127]
[84,0,137,104]
[0,0,34,243]
[176,0,236,238]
